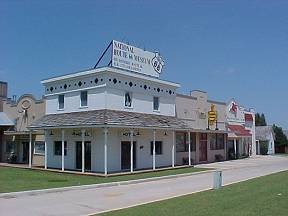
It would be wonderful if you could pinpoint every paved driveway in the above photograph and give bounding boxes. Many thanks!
[1,156,287,216]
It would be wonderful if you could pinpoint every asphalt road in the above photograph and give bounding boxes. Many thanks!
[0,155,287,216]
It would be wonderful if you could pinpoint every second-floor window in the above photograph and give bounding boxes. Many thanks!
[124,92,132,108]
[80,91,88,107]
[58,94,64,110]
[153,96,159,111]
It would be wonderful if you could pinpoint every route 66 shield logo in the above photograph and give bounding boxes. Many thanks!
[151,52,164,74]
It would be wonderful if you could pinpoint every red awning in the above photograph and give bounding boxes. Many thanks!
[228,124,251,137]
[245,113,253,122]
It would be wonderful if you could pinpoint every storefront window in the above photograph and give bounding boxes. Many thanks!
[176,132,186,152]
[54,141,67,156]
[210,134,225,150]
[6,141,15,153]
[34,141,45,155]
[176,132,196,152]
[150,141,163,155]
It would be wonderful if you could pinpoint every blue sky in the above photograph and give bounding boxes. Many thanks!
[1,0,287,128]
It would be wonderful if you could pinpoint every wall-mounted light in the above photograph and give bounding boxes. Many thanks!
[164,131,167,136]
[49,130,54,136]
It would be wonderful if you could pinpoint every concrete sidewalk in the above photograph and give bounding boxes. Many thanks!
[1,155,287,216]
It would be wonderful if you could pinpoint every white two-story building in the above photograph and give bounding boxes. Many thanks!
[30,41,191,174]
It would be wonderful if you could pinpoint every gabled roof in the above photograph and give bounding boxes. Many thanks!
[29,109,189,130]
[0,112,14,126]
[256,126,275,141]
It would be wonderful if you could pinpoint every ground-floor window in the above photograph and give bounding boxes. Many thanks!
[54,141,67,156]
[210,133,225,150]
[6,141,16,153]
[34,141,45,155]
[176,132,196,152]
[150,141,163,155]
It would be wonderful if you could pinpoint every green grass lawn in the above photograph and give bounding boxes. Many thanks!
[0,166,207,193]
[99,171,288,216]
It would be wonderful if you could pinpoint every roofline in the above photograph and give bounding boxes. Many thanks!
[176,93,197,100]
[176,93,226,105]
[41,66,180,88]
[28,124,228,134]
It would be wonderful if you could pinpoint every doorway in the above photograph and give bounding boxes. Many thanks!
[22,142,29,163]
[199,133,207,162]
[75,141,91,171]
[121,141,136,170]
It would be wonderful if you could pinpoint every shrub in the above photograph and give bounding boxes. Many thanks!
[260,141,269,155]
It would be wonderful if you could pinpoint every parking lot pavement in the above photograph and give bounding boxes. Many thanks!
[0,155,287,216]
[195,155,287,170]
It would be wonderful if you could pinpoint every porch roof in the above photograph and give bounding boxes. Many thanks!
[29,109,189,130]
[228,124,251,137]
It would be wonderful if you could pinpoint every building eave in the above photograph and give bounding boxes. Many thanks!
[41,67,180,88]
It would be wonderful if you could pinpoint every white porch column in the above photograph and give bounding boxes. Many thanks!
[188,131,191,166]
[130,129,134,173]
[81,129,85,173]
[233,138,237,159]
[172,131,175,167]
[153,129,156,170]
[61,129,65,172]
[44,130,48,169]
[29,131,32,168]
[104,128,108,176]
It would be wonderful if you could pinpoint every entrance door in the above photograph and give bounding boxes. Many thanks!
[121,141,136,170]
[22,142,29,163]
[199,133,207,162]
[76,141,91,171]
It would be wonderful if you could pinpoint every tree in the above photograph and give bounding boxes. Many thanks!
[260,113,267,126]
[255,113,267,126]
[272,124,288,147]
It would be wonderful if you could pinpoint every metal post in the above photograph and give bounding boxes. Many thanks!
[81,129,85,173]
[61,129,65,171]
[172,131,175,167]
[213,170,222,189]
[153,129,156,170]
[104,128,108,176]
[130,129,134,173]
[29,131,32,168]
[188,131,191,166]
[234,138,237,159]
[44,130,47,169]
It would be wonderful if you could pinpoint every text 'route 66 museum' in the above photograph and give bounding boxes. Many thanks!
[2,40,257,175]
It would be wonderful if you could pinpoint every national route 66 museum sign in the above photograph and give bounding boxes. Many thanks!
[112,40,164,78]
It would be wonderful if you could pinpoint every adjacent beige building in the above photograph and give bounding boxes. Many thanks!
[1,94,45,166]
[175,90,227,165]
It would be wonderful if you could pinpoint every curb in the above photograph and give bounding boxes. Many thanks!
[0,170,213,199]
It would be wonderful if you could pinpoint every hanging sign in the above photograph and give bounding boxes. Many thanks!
[208,104,217,126]
[112,40,164,77]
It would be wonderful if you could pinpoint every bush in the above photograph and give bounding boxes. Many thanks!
[215,154,224,162]
[260,141,269,155]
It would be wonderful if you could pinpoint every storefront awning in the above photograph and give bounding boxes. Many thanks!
[29,109,190,130]
[228,124,251,137]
